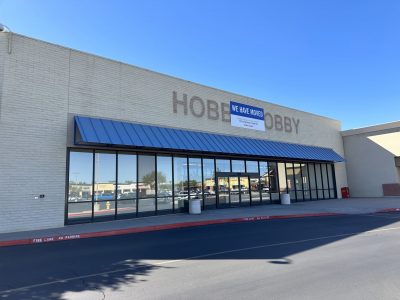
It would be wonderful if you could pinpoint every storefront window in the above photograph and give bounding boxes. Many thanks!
[203,158,216,208]
[278,162,287,196]
[309,163,317,199]
[249,177,261,204]
[138,155,156,215]
[315,163,324,199]
[286,163,296,200]
[189,157,203,203]
[174,156,188,211]
[117,153,137,217]
[259,161,269,202]
[68,151,93,202]
[231,160,245,172]
[327,164,336,198]
[68,202,92,222]
[246,161,258,173]
[269,162,280,202]
[67,149,337,224]
[94,151,116,219]
[321,163,329,199]
[216,159,230,172]
[68,150,93,222]
[157,156,173,213]
[302,163,311,200]
[293,163,303,201]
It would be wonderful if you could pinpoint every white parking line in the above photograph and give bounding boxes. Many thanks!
[2,225,400,295]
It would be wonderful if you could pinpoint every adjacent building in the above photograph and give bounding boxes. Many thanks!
[342,122,400,197]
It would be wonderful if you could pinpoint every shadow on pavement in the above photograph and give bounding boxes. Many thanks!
[0,213,399,299]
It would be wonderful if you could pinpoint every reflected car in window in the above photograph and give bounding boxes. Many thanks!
[118,192,137,200]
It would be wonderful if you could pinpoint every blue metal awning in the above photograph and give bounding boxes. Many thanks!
[74,116,344,162]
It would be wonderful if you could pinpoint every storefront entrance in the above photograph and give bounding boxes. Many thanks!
[216,173,260,208]
[67,149,338,224]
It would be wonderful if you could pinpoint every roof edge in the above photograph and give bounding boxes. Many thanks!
[341,120,400,136]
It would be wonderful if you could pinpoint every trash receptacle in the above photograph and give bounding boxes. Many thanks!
[341,187,350,198]
[189,199,201,214]
[281,193,291,205]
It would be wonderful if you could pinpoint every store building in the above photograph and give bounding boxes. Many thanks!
[0,33,347,233]
[342,122,400,197]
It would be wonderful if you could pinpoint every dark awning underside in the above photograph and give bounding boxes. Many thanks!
[74,116,344,162]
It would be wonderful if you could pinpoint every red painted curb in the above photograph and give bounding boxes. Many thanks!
[0,212,343,248]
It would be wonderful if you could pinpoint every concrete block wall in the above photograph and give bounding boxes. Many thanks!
[0,33,69,233]
[0,33,347,233]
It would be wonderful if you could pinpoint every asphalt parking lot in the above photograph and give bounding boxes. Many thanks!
[1,212,400,300]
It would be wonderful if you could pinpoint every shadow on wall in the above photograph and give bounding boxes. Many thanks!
[1,214,400,299]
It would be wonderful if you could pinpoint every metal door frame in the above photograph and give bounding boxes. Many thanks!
[216,172,259,208]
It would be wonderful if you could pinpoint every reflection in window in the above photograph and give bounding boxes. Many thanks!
[286,163,296,200]
[94,152,116,202]
[315,163,324,199]
[174,156,188,211]
[157,156,173,212]
[68,151,93,203]
[218,176,230,207]
[203,158,216,208]
[246,161,258,173]
[269,162,280,202]
[138,155,156,214]
[117,200,136,217]
[327,164,336,198]
[278,162,287,196]
[309,163,317,199]
[94,152,116,219]
[117,153,137,217]
[250,177,261,203]
[118,154,137,199]
[231,160,245,172]
[68,202,92,223]
[216,159,230,172]
[67,150,338,223]
[189,158,202,202]
[94,200,115,218]
[293,163,303,200]
[118,154,137,200]
[301,163,310,200]
[321,163,329,199]
[259,161,270,202]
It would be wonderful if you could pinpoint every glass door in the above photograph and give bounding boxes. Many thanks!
[217,177,230,208]
[240,176,250,206]
[217,174,256,208]
[250,176,261,205]
[229,176,240,207]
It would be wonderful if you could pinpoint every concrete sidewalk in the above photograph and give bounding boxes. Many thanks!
[1,197,400,247]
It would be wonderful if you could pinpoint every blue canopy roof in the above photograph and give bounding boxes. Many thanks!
[74,116,344,162]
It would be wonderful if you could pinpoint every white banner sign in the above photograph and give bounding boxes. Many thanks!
[230,101,265,131]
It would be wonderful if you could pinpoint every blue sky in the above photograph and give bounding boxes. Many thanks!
[1,0,399,129]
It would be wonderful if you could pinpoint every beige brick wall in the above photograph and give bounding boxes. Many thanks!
[0,33,347,233]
